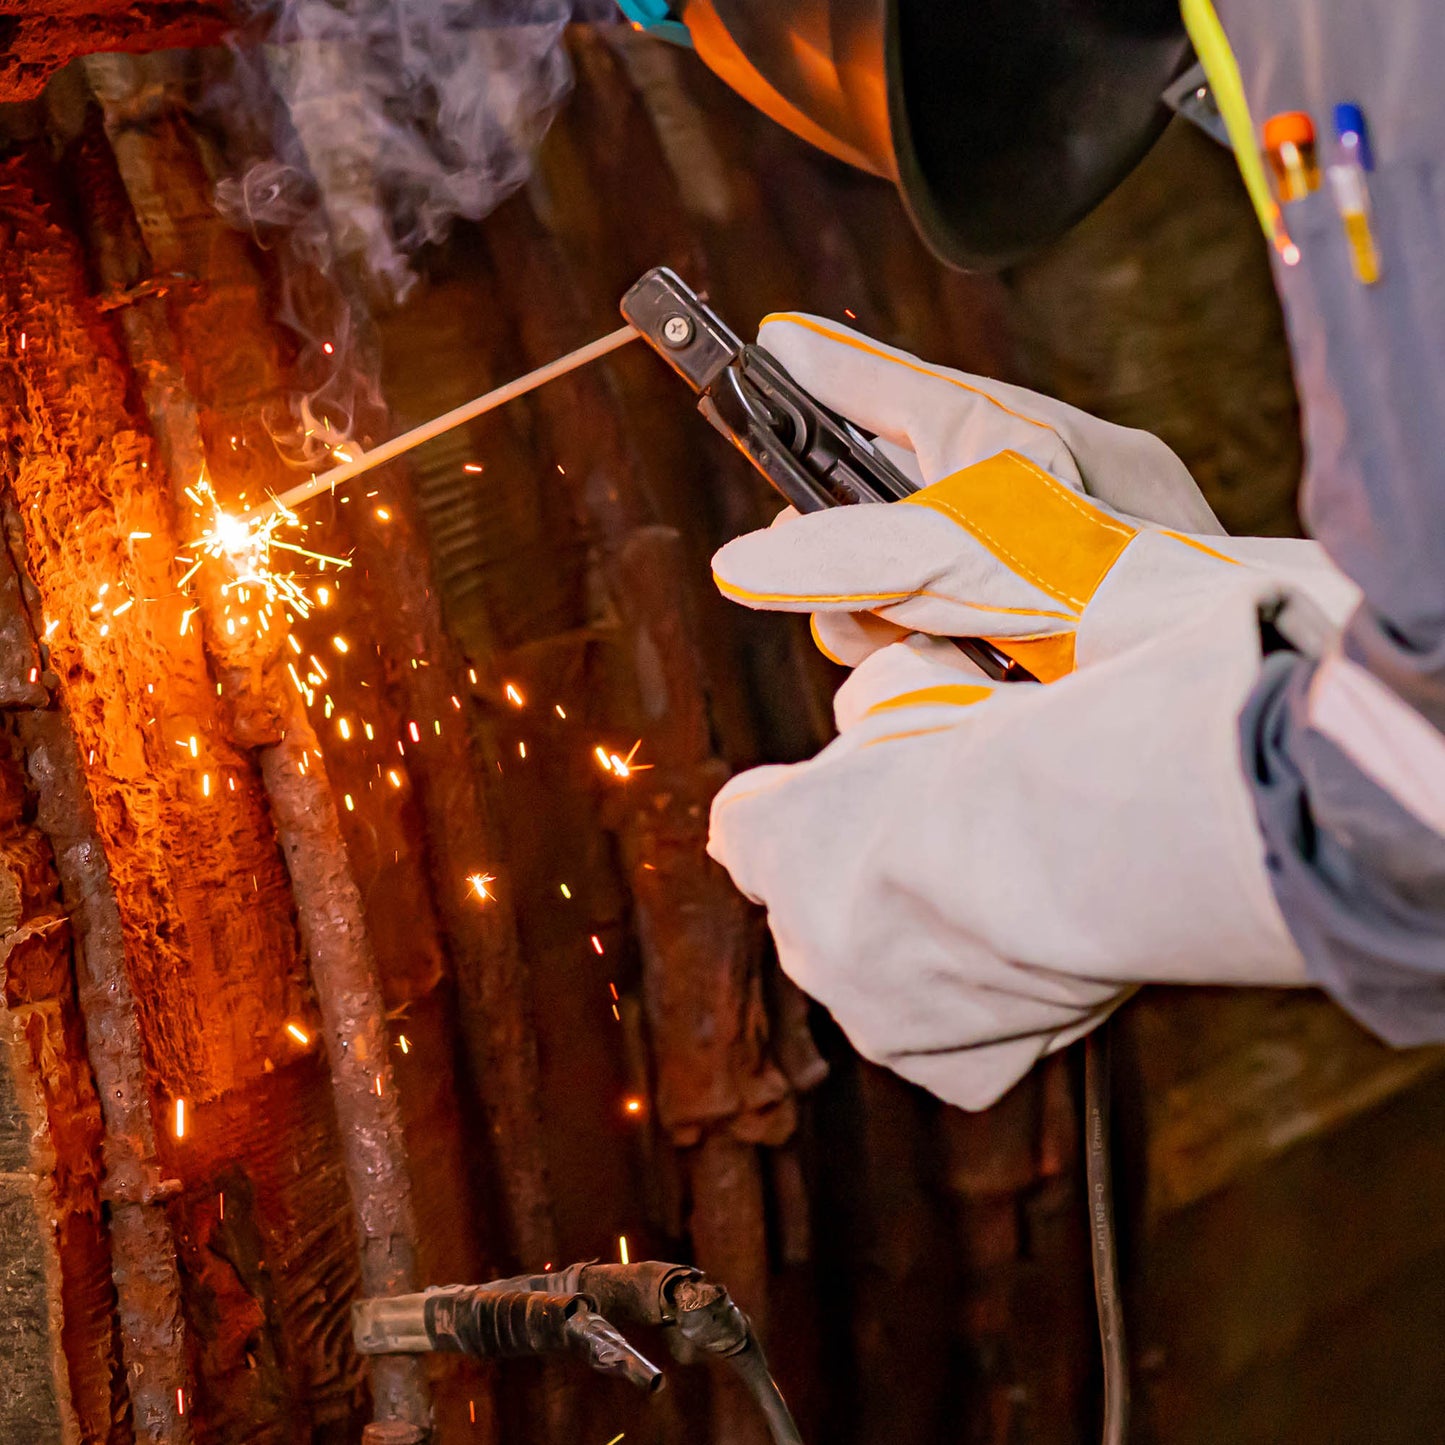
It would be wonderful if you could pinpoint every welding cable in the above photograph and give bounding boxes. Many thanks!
[1085,1025,1129,1445]
[726,1343,806,1445]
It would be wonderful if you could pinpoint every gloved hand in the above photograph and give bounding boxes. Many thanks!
[708,599,1313,1111]
[713,314,1358,676]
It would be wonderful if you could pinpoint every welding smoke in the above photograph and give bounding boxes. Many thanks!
[205,0,611,465]
[219,0,578,299]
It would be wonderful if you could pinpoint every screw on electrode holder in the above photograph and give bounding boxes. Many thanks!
[661,314,694,348]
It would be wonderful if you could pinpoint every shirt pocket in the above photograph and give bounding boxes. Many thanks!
[1267,160,1445,643]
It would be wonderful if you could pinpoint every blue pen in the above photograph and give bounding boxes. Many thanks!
[1329,102,1381,283]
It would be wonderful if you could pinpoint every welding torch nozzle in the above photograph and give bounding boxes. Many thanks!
[352,1286,664,1393]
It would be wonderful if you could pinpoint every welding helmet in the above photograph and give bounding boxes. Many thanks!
[617,0,1192,270]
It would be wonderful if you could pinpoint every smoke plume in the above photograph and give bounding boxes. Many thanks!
[207,0,606,462]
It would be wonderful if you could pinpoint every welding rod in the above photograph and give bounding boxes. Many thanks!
[257,323,641,519]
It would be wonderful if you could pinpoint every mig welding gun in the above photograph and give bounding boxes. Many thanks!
[354,1258,803,1445]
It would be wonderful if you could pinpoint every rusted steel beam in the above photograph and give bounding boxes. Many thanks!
[20,705,192,1445]
[258,714,426,1426]
[346,477,560,1271]
[0,146,206,1445]
[477,158,817,1435]
[73,61,431,1430]
[0,3,231,103]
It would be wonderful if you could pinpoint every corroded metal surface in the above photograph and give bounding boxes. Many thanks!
[0,3,230,103]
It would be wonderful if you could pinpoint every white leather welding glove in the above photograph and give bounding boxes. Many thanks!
[708,596,1317,1113]
[715,315,1358,678]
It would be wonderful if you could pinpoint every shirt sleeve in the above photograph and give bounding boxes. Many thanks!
[1221,0,1445,1038]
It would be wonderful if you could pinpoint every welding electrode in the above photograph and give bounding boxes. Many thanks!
[257,324,641,519]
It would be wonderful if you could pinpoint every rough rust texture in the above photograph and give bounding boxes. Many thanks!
[0,733,126,1445]
[0,3,231,103]
[18,698,191,1444]
[73,67,433,1427]
[0,149,311,1103]
[259,716,425,1426]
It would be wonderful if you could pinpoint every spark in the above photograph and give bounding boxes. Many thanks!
[375,506,391,522]
[339,718,352,741]
[186,472,350,624]
[387,769,403,788]
[178,1389,186,1417]
[594,740,649,781]
[374,1075,384,1096]
[285,1022,310,1045]
[398,1034,411,1054]
[323,341,335,355]
[201,773,211,797]
[504,682,525,707]
[559,883,571,899]
[408,721,420,743]
[128,531,152,541]
[605,1435,625,1445]
[624,1097,643,1116]
[591,935,604,955]
[517,741,526,759]
[332,447,354,464]
[174,1098,186,1140]
[44,619,58,638]
[332,635,350,653]
[463,463,483,474]
[188,735,198,758]
[468,872,496,902]
[344,794,355,812]
[468,668,478,685]
[555,704,567,719]
[618,1235,630,1266]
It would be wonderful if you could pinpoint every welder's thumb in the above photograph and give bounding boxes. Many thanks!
[757,312,1221,535]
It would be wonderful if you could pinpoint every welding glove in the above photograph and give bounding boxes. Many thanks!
[708,599,1315,1112]
[714,315,1358,677]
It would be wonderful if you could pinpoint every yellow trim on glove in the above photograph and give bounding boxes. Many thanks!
[809,613,847,665]
[760,314,1061,440]
[1160,530,1242,566]
[712,570,1076,622]
[863,683,995,717]
[906,451,1136,612]
[983,632,1076,684]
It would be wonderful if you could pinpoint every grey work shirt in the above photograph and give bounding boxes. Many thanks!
[1221,0,1445,1041]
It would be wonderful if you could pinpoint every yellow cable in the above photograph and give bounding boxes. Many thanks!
[1179,0,1294,258]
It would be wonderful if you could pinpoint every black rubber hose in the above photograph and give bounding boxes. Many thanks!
[1085,1025,1129,1445]
[726,1343,806,1445]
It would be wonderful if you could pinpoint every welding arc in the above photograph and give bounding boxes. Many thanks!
[256,324,641,520]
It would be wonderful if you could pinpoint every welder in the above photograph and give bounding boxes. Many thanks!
[618,1,1445,1109]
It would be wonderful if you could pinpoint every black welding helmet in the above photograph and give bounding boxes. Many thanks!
[618,0,1192,270]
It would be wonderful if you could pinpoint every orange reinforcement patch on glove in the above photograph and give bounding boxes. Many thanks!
[906,451,1136,612]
